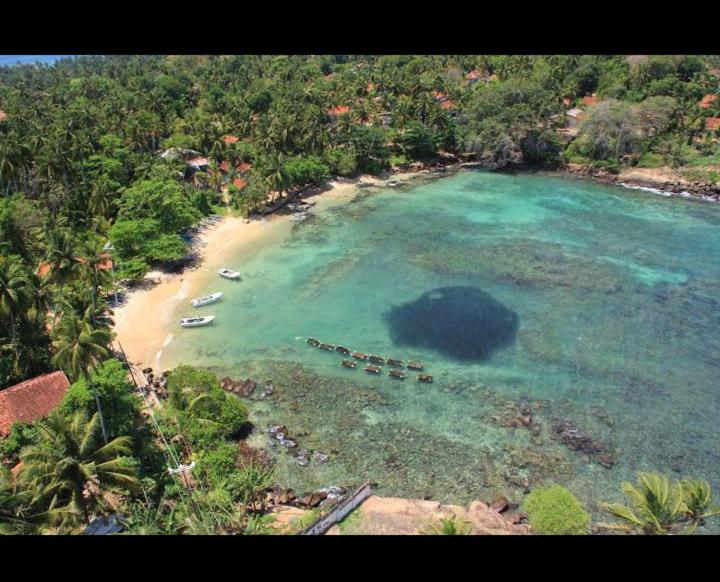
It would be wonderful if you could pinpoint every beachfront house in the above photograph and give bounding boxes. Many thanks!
[0,371,71,437]
[566,107,586,128]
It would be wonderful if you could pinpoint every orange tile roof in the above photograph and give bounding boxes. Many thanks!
[327,105,350,116]
[367,82,375,91]
[38,254,113,277]
[699,94,717,109]
[0,110,6,121]
[237,162,252,173]
[466,69,481,80]
[0,371,70,436]
[433,91,448,102]
[232,178,247,190]
[219,160,231,173]
[440,100,456,110]
[562,97,572,107]
[582,95,599,106]
[706,117,720,131]
[223,135,239,144]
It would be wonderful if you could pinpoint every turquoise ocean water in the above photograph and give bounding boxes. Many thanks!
[161,170,720,529]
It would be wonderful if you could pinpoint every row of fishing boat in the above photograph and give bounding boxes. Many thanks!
[178,267,241,327]
[307,337,433,382]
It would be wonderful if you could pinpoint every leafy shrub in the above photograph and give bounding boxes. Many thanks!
[0,421,39,463]
[637,152,665,168]
[524,485,590,535]
[60,358,142,440]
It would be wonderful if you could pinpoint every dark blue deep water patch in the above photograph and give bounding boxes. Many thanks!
[385,286,519,361]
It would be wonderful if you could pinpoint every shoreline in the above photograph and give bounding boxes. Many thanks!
[112,171,425,371]
[113,160,717,371]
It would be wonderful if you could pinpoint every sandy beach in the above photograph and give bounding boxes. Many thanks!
[112,172,422,371]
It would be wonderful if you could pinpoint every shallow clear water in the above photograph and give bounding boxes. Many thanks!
[162,170,720,529]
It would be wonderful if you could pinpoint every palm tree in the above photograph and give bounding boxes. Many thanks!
[600,472,687,535]
[421,515,473,535]
[19,410,139,528]
[43,229,79,319]
[0,255,30,342]
[52,306,113,442]
[77,237,113,321]
[679,478,720,530]
[264,153,290,204]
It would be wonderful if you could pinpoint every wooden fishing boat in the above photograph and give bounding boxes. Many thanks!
[307,337,320,346]
[179,315,216,328]
[352,351,368,360]
[335,346,351,355]
[319,342,336,351]
[217,267,241,280]
[417,374,434,383]
[365,364,382,374]
[406,361,424,371]
[191,291,223,308]
[388,369,406,379]
[341,360,357,369]
[387,358,404,367]
[368,355,385,364]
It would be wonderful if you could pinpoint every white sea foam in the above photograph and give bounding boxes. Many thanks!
[163,334,174,348]
[618,182,673,197]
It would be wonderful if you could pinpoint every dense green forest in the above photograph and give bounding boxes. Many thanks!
[1,55,719,534]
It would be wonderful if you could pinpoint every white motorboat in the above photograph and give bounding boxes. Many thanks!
[217,267,241,280]
[191,291,223,308]
[179,315,216,328]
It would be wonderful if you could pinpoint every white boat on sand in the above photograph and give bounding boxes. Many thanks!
[218,267,241,280]
[179,315,216,328]
[191,292,223,308]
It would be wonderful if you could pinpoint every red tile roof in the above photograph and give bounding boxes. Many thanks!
[582,95,599,106]
[223,135,239,144]
[0,371,70,436]
[466,69,481,80]
[706,117,720,131]
[232,178,247,190]
[699,94,717,109]
[219,160,231,173]
[327,105,350,116]
[0,110,6,121]
[367,82,375,92]
[237,162,252,173]
[562,97,572,107]
[433,91,449,102]
[440,100,456,110]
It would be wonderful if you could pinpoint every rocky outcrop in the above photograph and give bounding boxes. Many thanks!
[311,495,531,535]
[565,164,720,201]
[552,418,615,469]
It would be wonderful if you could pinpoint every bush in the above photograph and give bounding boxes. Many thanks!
[524,485,590,535]
[60,358,142,440]
[0,421,39,463]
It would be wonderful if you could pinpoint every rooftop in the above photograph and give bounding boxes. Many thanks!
[581,95,599,106]
[706,117,720,131]
[327,105,351,116]
[699,94,717,109]
[466,69,481,80]
[0,110,6,121]
[38,254,113,278]
[223,135,239,144]
[567,107,586,118]
[232,178,247,190]
[0,371,70,436]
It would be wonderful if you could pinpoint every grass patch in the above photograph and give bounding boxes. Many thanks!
[524,484,591,535]
[337,508,363,535]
